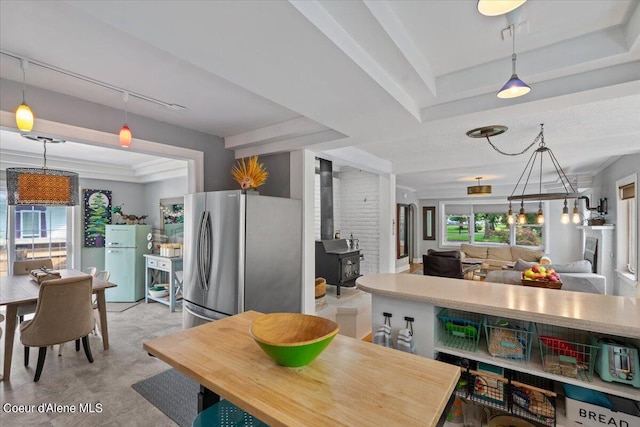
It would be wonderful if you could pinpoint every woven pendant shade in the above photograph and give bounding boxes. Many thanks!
[7,167,79,206]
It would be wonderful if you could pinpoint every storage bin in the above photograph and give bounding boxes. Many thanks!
[437,308,484,352]
[484,317,534,363]
[510,371,556,427]
[563,384,640,427]
[537,324,599,381]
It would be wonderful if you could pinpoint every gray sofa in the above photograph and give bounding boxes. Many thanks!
[485,260,606,295]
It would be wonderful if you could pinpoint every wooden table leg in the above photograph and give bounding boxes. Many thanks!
[2,305,18,381]
[95,291,110,350]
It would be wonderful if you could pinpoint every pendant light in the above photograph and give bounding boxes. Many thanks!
[572,200,581,224]
[467,177,492,196]
[561,199,570,224]
[15,58,34,132]
[497,24,530,99]
[507,202,515,225]
[119,91,132,148]
[477,0,527,17]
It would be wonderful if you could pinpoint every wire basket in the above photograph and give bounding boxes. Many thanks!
[537,324,599,381]
[484,317,534,363]
[470,366,508,410]
[437,308,484,352]
[509,371,556,426]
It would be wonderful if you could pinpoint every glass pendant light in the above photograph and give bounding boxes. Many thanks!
[119,92,132,148]
[507,202,515,225]
[536,203,544,224]
[15,58,34,132]
[572,200,581,224]
[497,24,530,99]
[517,202,527,225]
[561,199,570,224]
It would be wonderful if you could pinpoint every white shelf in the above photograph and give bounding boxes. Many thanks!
[435,342,639,401]
[147,294,182,307]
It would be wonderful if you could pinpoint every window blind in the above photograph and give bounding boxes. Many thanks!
[620,182,635,200]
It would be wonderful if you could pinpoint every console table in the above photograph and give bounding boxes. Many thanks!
[143,255,183,312]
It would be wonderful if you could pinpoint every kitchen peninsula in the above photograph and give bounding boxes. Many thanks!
[356,274,640,413]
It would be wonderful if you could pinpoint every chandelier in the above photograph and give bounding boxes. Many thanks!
[6,135,79,206]
[467,124,582,225]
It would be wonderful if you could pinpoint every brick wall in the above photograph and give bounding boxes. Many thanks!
[339,168,379,275]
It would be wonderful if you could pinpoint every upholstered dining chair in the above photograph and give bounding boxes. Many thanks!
[423,250,478,279]
[83,267,97,276]
[58,270,110,356]
[12,259,54,323]
[20,275,95,382]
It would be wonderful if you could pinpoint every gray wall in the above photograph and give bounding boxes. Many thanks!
[256,152,291,198]
[1,78,236,192]
[79,178,147,271]
[591,152,640,297]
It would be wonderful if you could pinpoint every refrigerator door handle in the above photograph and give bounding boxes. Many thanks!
[202,211,213,289]
[197,211,208,291]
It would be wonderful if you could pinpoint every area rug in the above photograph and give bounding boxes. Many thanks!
[106,301,141,312]
[411,269,424,275]
[132,368,198,427]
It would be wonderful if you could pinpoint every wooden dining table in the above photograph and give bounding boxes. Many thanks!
[0,269,116,381]
[143,310,461,427]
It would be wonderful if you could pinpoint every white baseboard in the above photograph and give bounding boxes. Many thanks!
[396,264,410,273]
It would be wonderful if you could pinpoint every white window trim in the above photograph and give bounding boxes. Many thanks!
[438,200,547,249]
[615,173,638,284]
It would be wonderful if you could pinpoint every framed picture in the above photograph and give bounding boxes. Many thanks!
[83,189,112,247]
[423,206,436,240]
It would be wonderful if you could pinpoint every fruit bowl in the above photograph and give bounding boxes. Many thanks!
[250,313,339,367]
[521,278,563,289]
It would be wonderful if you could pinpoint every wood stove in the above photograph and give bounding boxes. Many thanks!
[315,239,362,296]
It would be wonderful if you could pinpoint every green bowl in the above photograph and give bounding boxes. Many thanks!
[250,313,339,367]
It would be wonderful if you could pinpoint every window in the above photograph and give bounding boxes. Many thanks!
[440,201,544,248]
[617,176,637,278]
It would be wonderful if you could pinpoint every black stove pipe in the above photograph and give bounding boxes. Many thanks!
[319,158,333,240]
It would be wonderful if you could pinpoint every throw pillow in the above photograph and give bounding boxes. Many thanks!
[460,244,488,259]
[548,260,593,273]
[514,259,536,271]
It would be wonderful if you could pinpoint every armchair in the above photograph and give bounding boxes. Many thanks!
[423,250,477,279]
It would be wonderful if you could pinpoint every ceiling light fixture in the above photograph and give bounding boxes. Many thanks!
[15,58,34,132]
[497,24,530,99]
[477,0,527,17]
[467,177,492,196]
[6,136,79,206]
[468,124,588,225]
[119,92,132,148]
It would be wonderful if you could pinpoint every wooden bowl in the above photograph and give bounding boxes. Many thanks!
[250,313,339,367]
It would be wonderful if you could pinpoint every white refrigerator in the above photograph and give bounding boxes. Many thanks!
[105,224,152,302]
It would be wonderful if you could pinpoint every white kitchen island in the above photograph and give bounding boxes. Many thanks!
[356,273,640,406]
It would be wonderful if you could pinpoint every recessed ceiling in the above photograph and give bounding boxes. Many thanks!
[0,0,638,198]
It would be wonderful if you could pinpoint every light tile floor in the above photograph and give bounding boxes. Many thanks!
[1,302,183,426]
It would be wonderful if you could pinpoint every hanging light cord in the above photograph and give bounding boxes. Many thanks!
[511,24,517,76]
[42,141,48,170]
[21,60,27,103]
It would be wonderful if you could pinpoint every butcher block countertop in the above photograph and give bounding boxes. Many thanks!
[144,310,460,427]
[357,273,640,339]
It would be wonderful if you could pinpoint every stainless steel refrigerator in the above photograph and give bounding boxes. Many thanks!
[183,190,302,328]
[105,224,152,302]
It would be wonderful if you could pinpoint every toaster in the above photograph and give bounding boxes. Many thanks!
[593,337,640,388]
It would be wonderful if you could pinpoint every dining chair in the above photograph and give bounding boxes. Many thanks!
[12,259,54,323]
[20,275,95,382]
[60,269,110,355]
[83,267,97,276]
